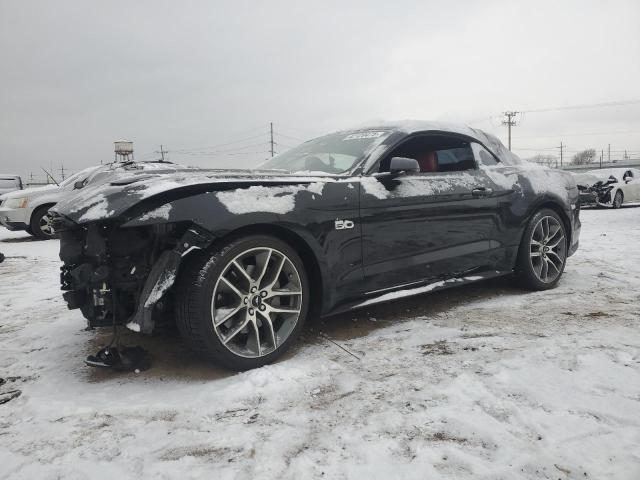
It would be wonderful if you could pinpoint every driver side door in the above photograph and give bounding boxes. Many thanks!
[358,136,507,293]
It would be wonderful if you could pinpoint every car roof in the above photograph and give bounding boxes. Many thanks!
[349,120,522,166]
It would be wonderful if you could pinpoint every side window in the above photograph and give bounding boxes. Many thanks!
[471,143,500,166]
[379,135,476,173]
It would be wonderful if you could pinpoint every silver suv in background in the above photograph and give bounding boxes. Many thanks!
[0,175,23,195]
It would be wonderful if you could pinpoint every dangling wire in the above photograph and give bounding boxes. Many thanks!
[108,287,121,348]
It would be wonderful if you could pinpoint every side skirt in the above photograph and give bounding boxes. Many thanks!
[324,269,512,316]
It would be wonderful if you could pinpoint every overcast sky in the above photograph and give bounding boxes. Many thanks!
[1,0,639,181]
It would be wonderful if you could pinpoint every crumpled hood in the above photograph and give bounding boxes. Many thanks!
[51,168,338,224]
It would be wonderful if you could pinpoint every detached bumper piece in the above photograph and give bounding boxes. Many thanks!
[85,345,150,372]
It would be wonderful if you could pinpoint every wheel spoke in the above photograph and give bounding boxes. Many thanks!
[546,250,564,268]
[220,276,244,299]
[266,304,300,315]
[546,257,560,273]
[547,225,562,243]
[222,312,251,344]
[255,249,273,287]
[232,260,254,284]
[547,234,565,249]
[249,319,261,356]
[258,311,277,349]
[266,288,303,299]
[541,257,549,280]
[264,256,287,291]
[213,305,243,327]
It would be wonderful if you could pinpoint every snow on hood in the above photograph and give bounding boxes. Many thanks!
[51,168,342,224]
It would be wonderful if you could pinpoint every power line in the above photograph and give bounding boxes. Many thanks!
[275,131,306,142]
[521,99,640,114]
[173,133,268,153]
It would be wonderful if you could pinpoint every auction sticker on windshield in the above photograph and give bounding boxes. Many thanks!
[343,131,385,140]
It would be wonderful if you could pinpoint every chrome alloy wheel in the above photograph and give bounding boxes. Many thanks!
[529,215,566,283]
[39,213,56,237]
[211,247,303,358]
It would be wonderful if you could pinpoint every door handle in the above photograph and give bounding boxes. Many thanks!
[472,187,493,197]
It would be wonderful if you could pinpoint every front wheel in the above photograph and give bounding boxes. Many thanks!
[30,206,57,239]
[612,190,623,209]
[516,209,568,290]
[175,235,309,370]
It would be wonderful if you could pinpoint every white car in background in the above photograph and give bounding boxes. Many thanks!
[0,175,23,195]
[0,161,189,239]
[585,168,640,208]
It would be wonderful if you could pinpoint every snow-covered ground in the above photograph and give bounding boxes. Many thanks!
[1,206,639,480]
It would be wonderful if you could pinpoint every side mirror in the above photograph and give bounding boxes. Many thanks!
[73,180,85,189]
[389,157,420,175]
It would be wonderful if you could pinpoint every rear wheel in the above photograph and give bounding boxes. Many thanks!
[175,235,309,370]
[30,206,57,239]
[612,190,623,208]
[516,209,568,290]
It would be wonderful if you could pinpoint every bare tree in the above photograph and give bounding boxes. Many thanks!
[572,148,596,165]
[528,154,557,168]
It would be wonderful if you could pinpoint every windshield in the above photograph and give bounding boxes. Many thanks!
[59,166,101,187]
[258,130,392,174]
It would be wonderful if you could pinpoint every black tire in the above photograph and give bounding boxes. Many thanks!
[174,235,310,370]
[515,208,568,290]
[612,190,623,209]
[29,206,57,239]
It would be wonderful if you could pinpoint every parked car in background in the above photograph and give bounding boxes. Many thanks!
[578,168,640,208]
[0,175,23,195]
[0,161,189,239]
[51,121,581,370]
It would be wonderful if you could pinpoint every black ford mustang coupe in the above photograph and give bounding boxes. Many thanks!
[52,121,581,370]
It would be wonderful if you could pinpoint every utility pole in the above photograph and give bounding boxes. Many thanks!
[59,164,66,180]
[155,144,168,162]
[600,149,603,169]
[270,122,275,157]
[559,141,563,167]
[608,144,611,163]
[502,111,519,151]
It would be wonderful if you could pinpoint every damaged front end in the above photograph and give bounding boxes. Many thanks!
[577,177,616,207]
[55,216,213,333]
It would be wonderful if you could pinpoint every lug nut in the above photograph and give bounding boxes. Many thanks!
[243,297,248,304]
[259,305,266,311]
[248,308,255,315]
[251,286,257,293]
[260,291,267,297]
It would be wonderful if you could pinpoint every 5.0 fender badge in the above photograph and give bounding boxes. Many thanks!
[335,219,355,230]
